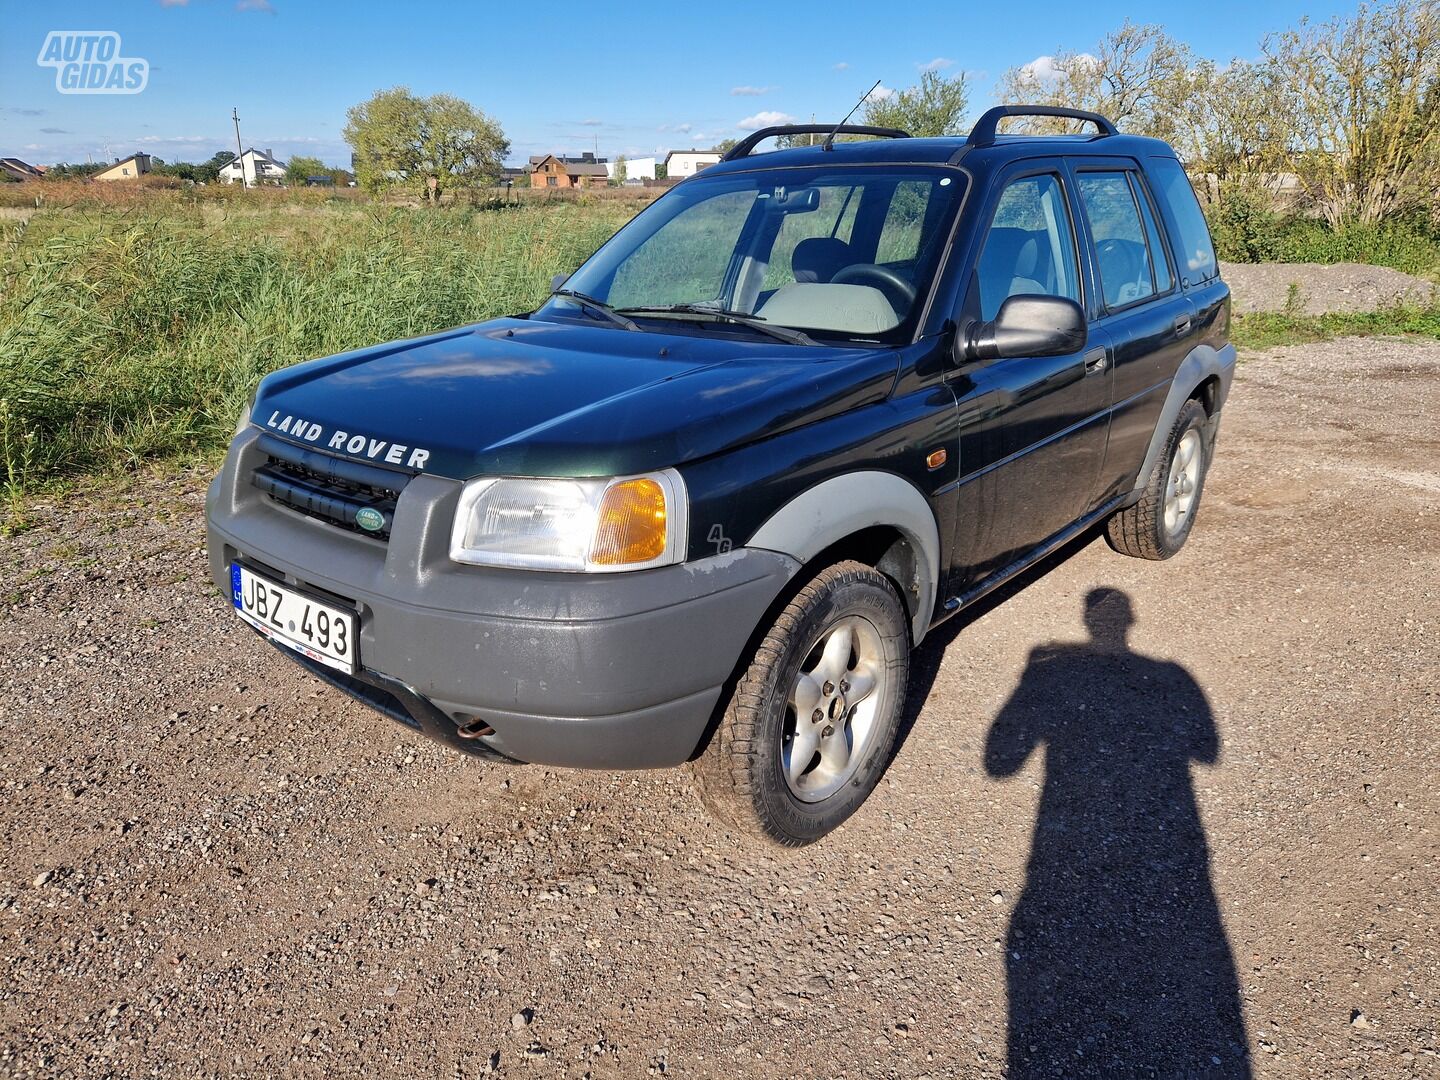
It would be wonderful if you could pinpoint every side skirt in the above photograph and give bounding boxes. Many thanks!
[934,491,1135,625]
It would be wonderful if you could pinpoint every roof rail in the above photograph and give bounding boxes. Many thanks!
[966,105,1118,147]
[721,124,911,162]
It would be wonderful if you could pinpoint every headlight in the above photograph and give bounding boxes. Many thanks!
[449,470,687,572]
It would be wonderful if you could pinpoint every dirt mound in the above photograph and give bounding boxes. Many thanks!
[1222,260,1436,314]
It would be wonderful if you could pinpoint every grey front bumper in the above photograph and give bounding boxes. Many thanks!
[206,428,799,768]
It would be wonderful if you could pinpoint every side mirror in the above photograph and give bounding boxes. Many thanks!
[551,272,569,292]
[961,294,1087,362]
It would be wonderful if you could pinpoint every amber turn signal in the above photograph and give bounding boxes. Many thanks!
[590,477,669,565]
[926,448,948,470]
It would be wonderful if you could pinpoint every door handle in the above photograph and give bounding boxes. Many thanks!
[1083,347,1108,375]
[1174,314,1192,337]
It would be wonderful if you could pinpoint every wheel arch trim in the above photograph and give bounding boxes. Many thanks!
[1132,342,1237,495]
[746,470,941,645]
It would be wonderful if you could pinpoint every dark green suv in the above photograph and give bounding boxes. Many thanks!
[207,105,1233,846]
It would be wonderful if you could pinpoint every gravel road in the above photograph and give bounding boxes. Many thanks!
[2,337,1436,1079]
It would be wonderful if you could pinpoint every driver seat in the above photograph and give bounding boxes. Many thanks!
[790,237,853,283]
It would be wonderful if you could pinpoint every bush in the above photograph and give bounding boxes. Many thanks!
[1207,185,1440,275]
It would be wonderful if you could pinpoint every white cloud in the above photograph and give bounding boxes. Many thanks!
[159,0,190,6]
[738,110,796,130]
[657,122,693,133]
[23,143,41,151]
[1022,53,1098,83]
[730,85,775,96]
[236,0,275,12]
[833,62,850,71]
[579,118,603,126]
[136,135,211,144]
[918,57,954,72]
[865,85,895,103]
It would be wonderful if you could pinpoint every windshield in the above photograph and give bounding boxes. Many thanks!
[540,166,967,345]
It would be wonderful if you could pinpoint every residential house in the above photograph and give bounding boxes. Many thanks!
[605,156,657,182]
[0,158,43,182]
[528,152,609,189]
[664,150,721,178]
[218,148,287,186]
[93,153,153,182]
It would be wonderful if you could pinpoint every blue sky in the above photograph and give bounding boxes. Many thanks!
[2,0,1356,168]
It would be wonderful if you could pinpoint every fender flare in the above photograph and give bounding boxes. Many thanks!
[746,471,941,644]
[1132,342,1237,495]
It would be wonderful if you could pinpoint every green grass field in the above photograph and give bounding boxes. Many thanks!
[0,193,641,501]
[3,185,1438,513]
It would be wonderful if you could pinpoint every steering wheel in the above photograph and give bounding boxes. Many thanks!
[1096,238,1144,300]
[830,263,917,312]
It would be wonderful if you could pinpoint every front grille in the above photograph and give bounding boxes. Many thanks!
[251,433,412,541]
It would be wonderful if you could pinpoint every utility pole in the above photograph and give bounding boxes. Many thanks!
[232,107,247,188]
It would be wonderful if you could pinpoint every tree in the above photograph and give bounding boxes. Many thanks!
[285,155,327,185]
[1261,0,1440,226]
[997,23,1193,140]
[862,70,971,137]
[344,86,508,204]
[612,155,627,184]
[711,137,739,155]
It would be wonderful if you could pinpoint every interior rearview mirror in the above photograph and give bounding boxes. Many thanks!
[770,187,820,213]
[960,294,1087,362]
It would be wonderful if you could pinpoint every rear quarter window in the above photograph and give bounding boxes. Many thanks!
[1148,158,1217,285]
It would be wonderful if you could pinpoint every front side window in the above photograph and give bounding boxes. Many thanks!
[975,173,1081,321]
[1077,171,1158,310]
[549,166,967,344]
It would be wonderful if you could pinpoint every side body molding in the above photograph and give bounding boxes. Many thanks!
[1131,342,1237,496]
[746,470,942,645]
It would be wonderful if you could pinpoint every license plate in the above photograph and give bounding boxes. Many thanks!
[231,563,357,674]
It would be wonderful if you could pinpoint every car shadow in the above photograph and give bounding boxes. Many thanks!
[904,563,1251,1077]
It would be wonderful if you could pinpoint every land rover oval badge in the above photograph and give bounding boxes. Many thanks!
[355,507,385,533]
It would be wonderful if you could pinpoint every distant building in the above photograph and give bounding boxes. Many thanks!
[218,148,287,186]
[528,152,609,189]
[93,153,153,182]
[664,150,721,178]
[606,156,657,182]
[0,158,43,182]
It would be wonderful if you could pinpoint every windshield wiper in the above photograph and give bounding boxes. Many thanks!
[616,303,815,346]
[550,288,640,331]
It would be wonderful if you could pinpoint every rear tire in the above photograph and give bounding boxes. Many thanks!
[1105,399,1210,560]
[690,561,909,847]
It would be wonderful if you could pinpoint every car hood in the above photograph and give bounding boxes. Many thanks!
[250,317,899,479]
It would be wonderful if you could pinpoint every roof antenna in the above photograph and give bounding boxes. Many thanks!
[822,79,881,151]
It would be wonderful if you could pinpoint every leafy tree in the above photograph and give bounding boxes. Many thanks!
[41,162,108,180]
[862,70,971,137]
[344,86,509,203]
[285,155,327,184]
[997,23,1192,140]
[612,154,627,184]
[1261,0,1440,226]
[711,137,739,155]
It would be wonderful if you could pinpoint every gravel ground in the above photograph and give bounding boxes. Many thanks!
[1,337,1436,1079]
[1221,261,1437,315]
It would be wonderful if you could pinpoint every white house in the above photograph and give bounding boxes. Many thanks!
[664,150,721,178]
[606,156,657,182]
[219,148,287,186]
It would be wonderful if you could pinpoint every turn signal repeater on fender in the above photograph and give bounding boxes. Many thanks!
[590,477,668,565]
[926,448,948,470]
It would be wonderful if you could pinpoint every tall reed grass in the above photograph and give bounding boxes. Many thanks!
[0,199,636,493]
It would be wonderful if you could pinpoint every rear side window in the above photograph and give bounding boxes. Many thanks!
[1076,171,1158,309]
[1148,158,1217,285]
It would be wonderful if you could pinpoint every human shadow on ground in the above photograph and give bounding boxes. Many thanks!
[979,587,1251,1078]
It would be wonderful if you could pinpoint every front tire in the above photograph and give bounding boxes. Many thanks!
[690,561,910,847]
[1105,399,1211,560]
